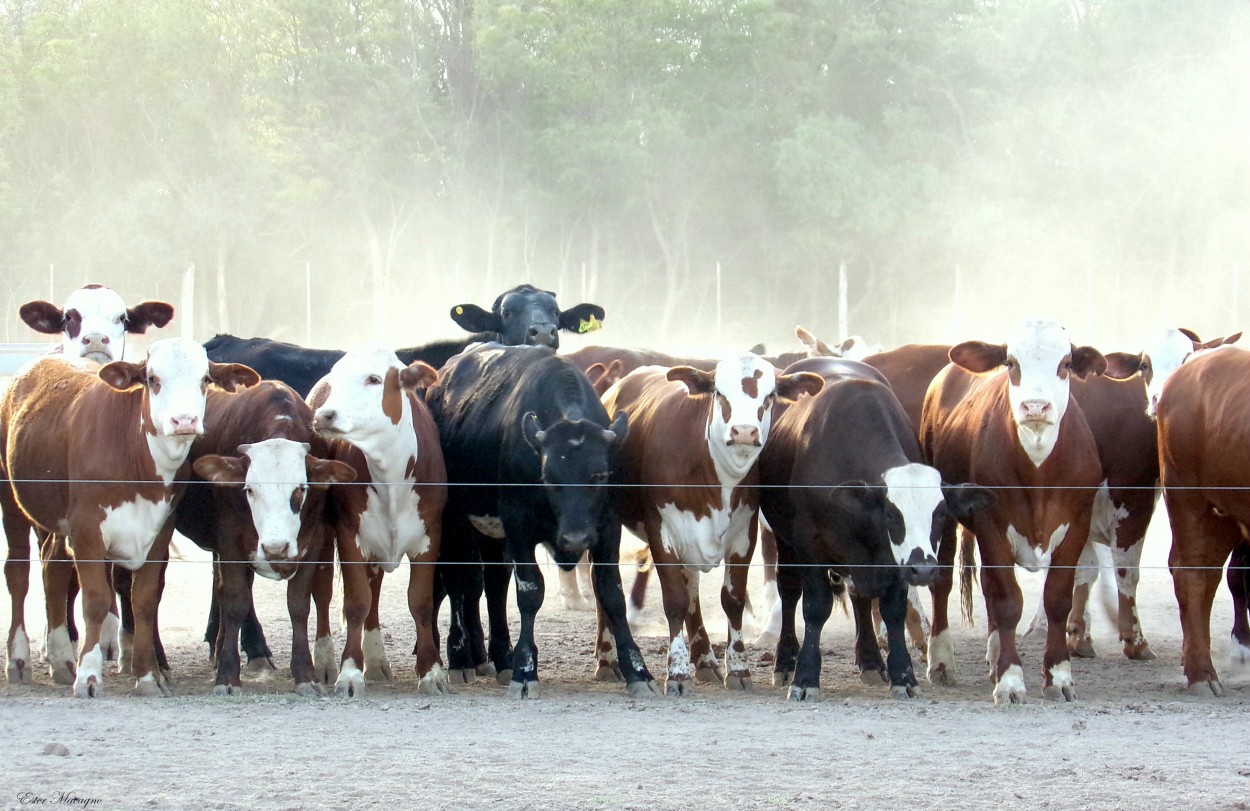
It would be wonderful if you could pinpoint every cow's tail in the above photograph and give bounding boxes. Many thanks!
[634,546,654,573]
[959,527,978,627]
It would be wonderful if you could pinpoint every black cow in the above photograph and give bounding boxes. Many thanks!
[425,343,660,699]
[759,358,993,701]
[204,284,606,397]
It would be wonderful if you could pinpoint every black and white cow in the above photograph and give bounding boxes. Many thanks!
[425,343,659,698]
[759,358,993,701]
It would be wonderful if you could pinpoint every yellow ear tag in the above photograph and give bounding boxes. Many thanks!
[455,306,464,315]
[578,315,602,334]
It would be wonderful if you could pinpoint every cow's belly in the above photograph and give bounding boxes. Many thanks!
[99,496,173,571]
[656,503,754,572]
[355,490,430,572]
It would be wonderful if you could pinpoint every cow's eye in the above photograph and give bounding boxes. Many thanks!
[366,375,383,385]
[243,486,254,497]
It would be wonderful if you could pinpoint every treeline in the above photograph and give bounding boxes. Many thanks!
[1,0,1246,350]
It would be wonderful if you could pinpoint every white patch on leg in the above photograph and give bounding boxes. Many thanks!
[558,567,592,612]
[1110,539,1144,598]
[927,629,955,683]
[417,662,451,695]
[73,643,105,698]
[668,635,693,680]
[362,629,391,681]
[335,657,365,697]
[8,627,32,683]
[314,635,337,684]
[100,612,121,662]
[753,591,783,648]
[46,625,77,684]
[1230,636,1250,669]
[993,664,1027,705]
[985,629,1001,669]
[626,595,646,631]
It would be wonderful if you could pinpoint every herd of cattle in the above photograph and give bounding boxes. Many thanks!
[1,282,1248,705]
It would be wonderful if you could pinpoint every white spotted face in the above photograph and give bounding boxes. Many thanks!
[706,355,780,477]
[881,463,943,573]
[60,286,131,363]
[143,338,213,439]
[1143,328,1198,418]
[240,438,312,576]
[312,345,409,452]
[1004,320,1075,466]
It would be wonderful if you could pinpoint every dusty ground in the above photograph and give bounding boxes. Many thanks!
[2,511,1249,811]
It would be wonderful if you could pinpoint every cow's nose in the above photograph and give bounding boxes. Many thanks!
[728,425,760,446]
[170,415,201,436]
[315,410,336,429]
[527,324,558,347]
[1019,399,1052,421]
[559,531,590,552]
[261,541,293,559]
[81,334,110,345]
[903,558,939,586]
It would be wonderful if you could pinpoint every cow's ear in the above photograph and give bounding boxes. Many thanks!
[1199,332,1242,350]
[949,341,1007,373]
[1178,327,1201,344]
[522,411,546,453]
[942,483,996,521]
[209,362,262,392]
[193,454,247,484]
[795,326,837,357]
[830,481,884,514]
[18,301,65,334]
[99,360,146,391]
[775,371,824,402]
[604,410,629,445]
[1102,352,1145,380]
[1069,345,1107,379]
[400,361,438,392]
[558,303,606,335]
[307,379,331,410]
[450,303,502,334]
[124,301,174,334]
[306,456,357,490]
[667,366,716,395]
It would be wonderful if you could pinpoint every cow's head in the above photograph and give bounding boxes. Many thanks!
[99,338,260,441]
[20,284,174,364]
[1104,328,1242,418]
[833,466,995,588]
[449,284,605,349]
[666,355,824,479]
[310,345,437,455]
[194,438,355,580]
[950,319,1105,467]
[522,409,628,558]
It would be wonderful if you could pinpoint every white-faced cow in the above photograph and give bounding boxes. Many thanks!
[597,357,823,695]
[1,339,258,695]
[426,344,659,699]
[920,319,1107,704]
[760,357,993,701]
[19,284,174,365]
[308,346,449,697]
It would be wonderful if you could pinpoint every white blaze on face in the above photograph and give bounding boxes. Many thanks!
[706,355,778,480]
[1143,328,1198,417]
[62,286,130,362]
[313,345,409,455]
[1005,320,1073,467]
[240,438,310,575]
[881,463,943,567]
[145,338,212,441]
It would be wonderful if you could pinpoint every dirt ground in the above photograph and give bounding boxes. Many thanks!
[2,509,1249,811]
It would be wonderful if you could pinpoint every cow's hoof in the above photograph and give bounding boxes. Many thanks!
[294,682,325,698]
[475,662,497,678]
[100,614,121,662]
[859,668,888,686]
[594,664,624,683]
[495,668,513,686]
[891,684,923,700]
[788,685,820,702]
[992,666,1027,705]
[694,664,724,684]
[313,636,337,684]
[246,657,277,673]
[1043,683,1078,702]
[507,679,540,699]
[417,664,452,696]
[772,670,794,688]
[927,664,955,686]
[335,671,365,698]
[1186,679,1225,698]
[135,674,171,698]
[51,661,76,686]
[665,676,692,697]
[725,672,753,691]
[6,659,28,684]
[73,676,100,699]
[212,684,243,697]
[447,668,476,685]
[627,679,663,699]
[560,593,593,612]
[1228,638,1250,668]
[1069,637,1097,659]
[364,662,393,682]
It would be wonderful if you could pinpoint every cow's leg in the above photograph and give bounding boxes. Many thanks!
[720,546,754,690]
[754,523,783,648]
[1165,489,1239,696]
[656,548,694,696]
[211,544,250,696]
[129,529,173,697]
[1108,532,1154,660]
[851,593,887,684]
[41,534,78,685]
[239,567,274,671]
[362,566,392,682]
[288,544,323,697]
[879,581,922,699]
[151,561,170,680]
[506,544,544,699]
[687,572,724,685]
[557,551,593,612]
[1065,539,1101,659]
[205,555,223,663]
[625,549,651,630]
[408,538,449,695]
[113,565,136,674]
[3,491,34,684]
[68,553,113,698]
[926,520,961,685]
[589,525,659,698]
[311,537,337,686]
[771,549,802,687]
[334,535,371,698]
[1229,541,1250,667]
[482,538,512,682]
[440,518,485,684]
[978,532,1026,705]
[789,566,833,702]
[593,599,622,681]
[905,586,930,656]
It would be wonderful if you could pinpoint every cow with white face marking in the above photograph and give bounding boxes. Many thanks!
[19,284,174,365]
[1,338,259,695]
[920,319,1107,704]
[308,346,449,697]
[760,357,994,701]
[597,357,824,695]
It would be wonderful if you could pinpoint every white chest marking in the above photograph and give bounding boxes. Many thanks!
[656,500,755,572]
[99,496,173,570]
[355,486,429,572]
[1005,523,1063,573]
[1089,481,1131,547]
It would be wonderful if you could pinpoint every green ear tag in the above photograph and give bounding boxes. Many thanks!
[578,315,602,334]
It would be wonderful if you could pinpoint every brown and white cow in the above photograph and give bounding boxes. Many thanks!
[598,356,823,695]
[308,345,449,697]
[920,319,1107,703]
[1156,342,1250,695]
[1,338,258,695]
[19,284,174,365]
